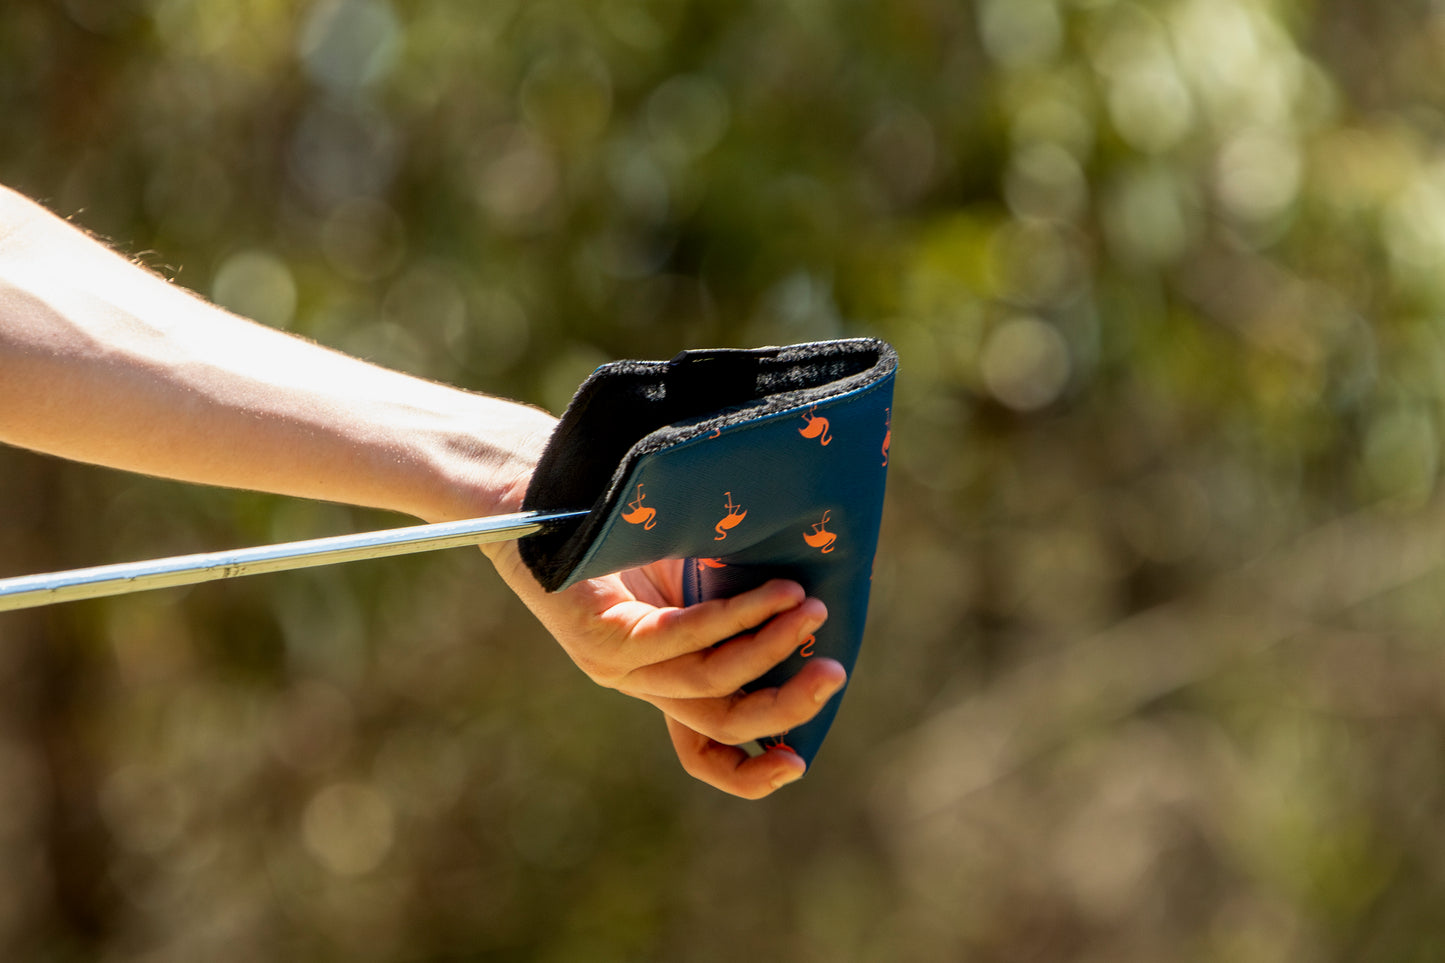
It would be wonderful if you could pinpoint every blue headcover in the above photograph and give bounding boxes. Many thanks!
[521,339,897,766]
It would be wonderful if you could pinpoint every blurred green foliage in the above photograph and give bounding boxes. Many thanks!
[6,0,1445,959]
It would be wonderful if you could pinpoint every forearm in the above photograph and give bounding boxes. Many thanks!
[0,187,555,523]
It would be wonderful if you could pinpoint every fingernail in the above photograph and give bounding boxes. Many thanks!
[798,612,826,644]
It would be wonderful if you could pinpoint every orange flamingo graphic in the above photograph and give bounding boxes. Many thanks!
[714,492,747,541]
[764,734,795,754]
[799,405,832,446]
[881,407,891,467]
[621,483,657,530]
[804,509,837,554]
[698,558,727,569]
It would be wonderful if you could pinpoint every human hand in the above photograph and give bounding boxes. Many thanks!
[486,543,846,799]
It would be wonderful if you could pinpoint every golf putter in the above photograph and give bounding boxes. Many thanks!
[0,338,897,767]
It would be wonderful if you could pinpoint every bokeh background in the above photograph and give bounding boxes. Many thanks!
[3,0,1445,959]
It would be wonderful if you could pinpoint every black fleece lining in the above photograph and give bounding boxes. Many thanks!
[520,338,895,590]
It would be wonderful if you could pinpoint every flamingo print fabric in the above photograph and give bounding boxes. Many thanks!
[520,339,897,766]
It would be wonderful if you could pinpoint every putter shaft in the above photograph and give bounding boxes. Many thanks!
[0,509,587,612]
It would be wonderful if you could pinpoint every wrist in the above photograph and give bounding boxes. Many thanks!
[405,391,557,525]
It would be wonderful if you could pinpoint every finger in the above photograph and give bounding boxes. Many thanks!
[665,715,807,799]
[620,597,827,700]
[622,578,809,664]
[652,657,848,749]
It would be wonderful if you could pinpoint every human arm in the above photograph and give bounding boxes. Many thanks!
[0,185,547,523]
[0,185,841,797]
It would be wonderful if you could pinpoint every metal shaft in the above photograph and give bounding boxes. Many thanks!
[0,509,587,612]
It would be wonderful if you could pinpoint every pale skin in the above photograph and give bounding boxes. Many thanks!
[0,185,845,799]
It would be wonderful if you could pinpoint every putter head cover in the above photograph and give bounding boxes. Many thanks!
[520,338,897,766]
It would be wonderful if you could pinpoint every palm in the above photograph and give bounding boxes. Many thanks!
[616,557,684,609]
[486,543,843,798]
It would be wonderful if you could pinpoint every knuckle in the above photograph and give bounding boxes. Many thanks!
[711,727,742,748]
[653,606,691,641]
[695,662,741,700]
[688,710,732,745]
[721,595,762,634]
[677,751,707,781]
[702,680,739,700]
[574,653,622,688]
[711,719,749,747]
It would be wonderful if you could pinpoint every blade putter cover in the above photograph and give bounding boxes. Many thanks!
[521,338,897,766]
